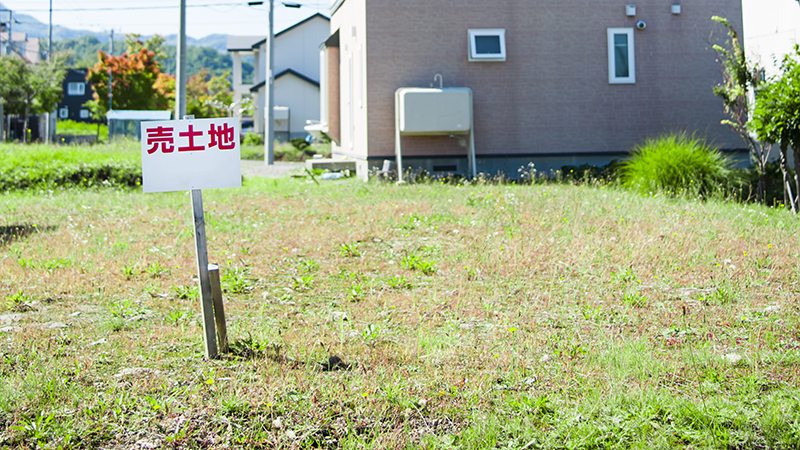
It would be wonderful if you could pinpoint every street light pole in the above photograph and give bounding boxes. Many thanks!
[176,0,188,119]
[265,0,275,165]
[45,0,52,144]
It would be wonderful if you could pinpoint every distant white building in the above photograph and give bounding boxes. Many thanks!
[743,0,800,77]
[2,31,41,63]
[228,13,330,141]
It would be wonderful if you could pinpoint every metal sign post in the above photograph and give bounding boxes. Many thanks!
[141,115,241,359]
[191,189,218,359]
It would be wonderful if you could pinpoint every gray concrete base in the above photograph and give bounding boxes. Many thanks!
[305,158,358,172]
[347,150,752,181]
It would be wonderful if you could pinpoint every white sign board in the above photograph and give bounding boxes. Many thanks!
[141,118,242,193]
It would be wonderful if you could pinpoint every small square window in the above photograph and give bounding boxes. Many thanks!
[468,29,506,62]
[59,107,68,119]
[80,109,89,119]
[607,28,635,84]
[67,82,85,96]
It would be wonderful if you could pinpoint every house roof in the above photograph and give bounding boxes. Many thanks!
[249,68,320,93]
[227,35,263,52]
[275,13,329,38]
[228,13,329,51]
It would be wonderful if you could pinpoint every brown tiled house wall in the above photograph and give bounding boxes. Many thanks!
[356,0,743,160]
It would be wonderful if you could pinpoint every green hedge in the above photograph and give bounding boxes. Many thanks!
[0,143,141,191]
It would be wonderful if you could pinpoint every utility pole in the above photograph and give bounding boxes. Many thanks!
[265,0,275,165]
[175,0,187,119]
[45,0,52,144]
[48,0,52,57]
[108,30,113,111]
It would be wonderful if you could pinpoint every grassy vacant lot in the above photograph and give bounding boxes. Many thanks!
[1,174,799,448]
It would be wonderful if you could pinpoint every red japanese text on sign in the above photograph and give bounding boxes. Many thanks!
[208,123,236,150]
[179,124,205,152]
[145,126,175,154]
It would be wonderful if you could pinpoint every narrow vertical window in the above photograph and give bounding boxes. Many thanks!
[607,28,635,84]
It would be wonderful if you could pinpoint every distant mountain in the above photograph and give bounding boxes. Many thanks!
[1,2,229,53]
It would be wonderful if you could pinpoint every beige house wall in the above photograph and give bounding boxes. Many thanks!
[330,0,743,163]
[330,0,369,159]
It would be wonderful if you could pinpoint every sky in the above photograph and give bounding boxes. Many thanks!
[742,0,800,76]
[1,0,799,67]
[0,0,330,39]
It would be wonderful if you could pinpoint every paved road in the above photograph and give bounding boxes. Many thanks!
[241,160,305,178]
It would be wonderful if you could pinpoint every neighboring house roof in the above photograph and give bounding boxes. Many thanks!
[275,13,329,38]
[249,68,320,93]
[227,13,330,51]
[107,110,172,120]
[227,35,263,52]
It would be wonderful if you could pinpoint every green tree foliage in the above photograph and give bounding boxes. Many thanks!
[0,55,66,143]
[52,35,248,80]
[125,34,169,70]
[750,46,800,213]
[52,36,121,68]
[84,35,174,121]
[186,68,233,118]
[711,16,769,202]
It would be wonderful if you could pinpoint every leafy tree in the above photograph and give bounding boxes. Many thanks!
[186,68,233,118]
[751,46,800,213]
[84,36,174,122]
[125,34,169,72]
[711,16,770,202]
[0,55,66,143]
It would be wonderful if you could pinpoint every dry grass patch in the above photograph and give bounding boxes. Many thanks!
[0,178,799,448]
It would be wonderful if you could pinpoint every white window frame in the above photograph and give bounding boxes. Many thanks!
[468,29,506,62]
[608,28,635,84]
[79,109,90,119]
[67,82,85,96]
[59,107,68,118]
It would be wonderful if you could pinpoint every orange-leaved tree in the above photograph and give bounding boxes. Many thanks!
[84,36,174,124]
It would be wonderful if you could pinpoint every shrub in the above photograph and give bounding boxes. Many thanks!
[242,132,264,146]
[619,133,735,198]
[0,143,141,191]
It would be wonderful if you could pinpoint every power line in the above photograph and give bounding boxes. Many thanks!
[12,2,326,12]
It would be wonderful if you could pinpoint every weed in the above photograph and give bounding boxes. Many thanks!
[621,292,648,308]
[145,262,168,279]
[298,259,320,273]
[107,299,141,318]
[121,263,137,280]
[340,242,362,258]
[228,336,281,360]
[41,257,74,271]
[348,282,366,302]
[4,291,35,312]
[386,275,411,290]
[293,274,314,291]
[222,267,251,294]
[362,324,380,343]
[9,411,54,447]
[706,287,735,306]
[165,310,187,326]
[171,285,198,300]
[611,267,637,284]
[401,253,437,275]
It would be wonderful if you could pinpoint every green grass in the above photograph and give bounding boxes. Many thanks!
[0,140,332,191]
[0,168,799,448]
[0,142,141,190]
[56,119,108,142]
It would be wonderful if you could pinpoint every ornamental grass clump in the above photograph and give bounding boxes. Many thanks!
[620,132,734,198]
